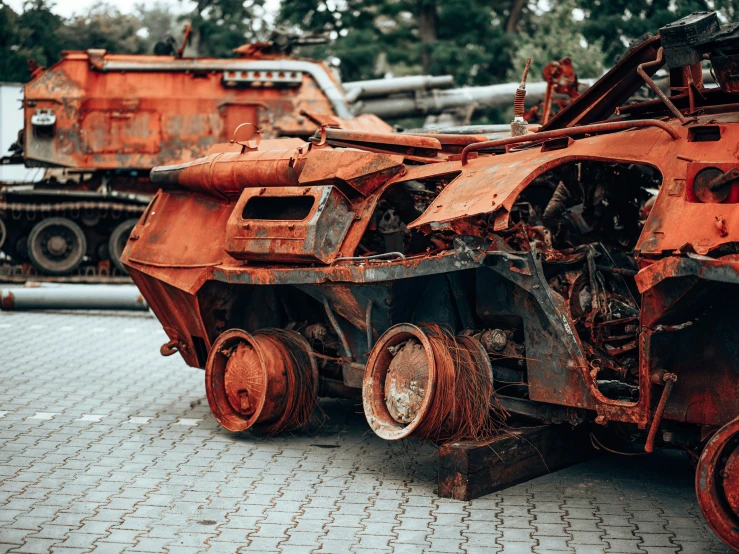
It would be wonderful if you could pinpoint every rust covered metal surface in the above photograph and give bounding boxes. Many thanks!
[697,416,739,551]
[21,49,390,171]
[123,12,739,550]
[0,40,390,280]
[205,328,318,434]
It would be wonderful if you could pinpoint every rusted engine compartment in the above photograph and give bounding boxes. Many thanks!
[124,12,739,551]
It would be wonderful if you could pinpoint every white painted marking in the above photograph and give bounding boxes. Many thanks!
[0,411,8,418]
[123,328,138,333]
[76,414,104,422]
[30,412,59,420]
[60,326,74,331]
[176,418,201,426]
[90,328,105,333]
[29,324,43,330]
[0,323,11,329]
[128,417,152,424]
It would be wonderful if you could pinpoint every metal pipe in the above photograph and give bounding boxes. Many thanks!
[323,297,353,361]
[636,47,688,124]
[404,124,538,135]
[365,299,373,350]
[343,75,455,99]
[0,285,148,311]
[97,59,353,119]
[645,372,678,453]
[353,78,597,118]
[150,149,301,199]
[460,119,680,165]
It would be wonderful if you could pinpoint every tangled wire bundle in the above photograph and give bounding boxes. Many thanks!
[254,329,319,435]
[419,324,505,443]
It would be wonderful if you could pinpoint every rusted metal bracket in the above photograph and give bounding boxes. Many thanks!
[176,24,192,59]
[322,297,353,361]
[365,299,374,350]
[636,47,688,124]
[708,167,739,191]
[460,119,680,165]
[160,339,186,357]
[230,122,263,153]
[645,372,678,453]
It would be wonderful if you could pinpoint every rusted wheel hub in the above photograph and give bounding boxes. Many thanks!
[47,235,68,256]
[384,339,430,424]
[696,416,739,551]
[363,323,497,442]
[224,343,266,417]
[363,324,437,440]
[205,328,318,434]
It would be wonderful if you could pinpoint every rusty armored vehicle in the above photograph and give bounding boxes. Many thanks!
[124,12,739,550]
[0,30,388,278]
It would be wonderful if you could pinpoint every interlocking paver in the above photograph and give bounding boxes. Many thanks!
[606,538,644,552]
[533,535,575,552]
[0,310,734,554]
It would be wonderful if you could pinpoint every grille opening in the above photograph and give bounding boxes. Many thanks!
[689,125,721,142]
[242,196,315,221]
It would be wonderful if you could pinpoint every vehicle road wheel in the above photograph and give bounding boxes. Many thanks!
[0,218,6,251]
[109,218,138,274]
[27,217,87,275]
[205,328,318,434]
[696,416,739,551]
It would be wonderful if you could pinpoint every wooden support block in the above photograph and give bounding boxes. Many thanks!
[438,424,596,500]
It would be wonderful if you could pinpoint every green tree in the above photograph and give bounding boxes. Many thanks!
[0,0,64,81]
[0,3,27,81]
[429,0,517,85]
[188,0,267,57]
[509,0,605,82]
[56,3,149,54]
[278,0,538,85]
[278,0,421,81]
[577,0,739,66]
[136,2,182,50]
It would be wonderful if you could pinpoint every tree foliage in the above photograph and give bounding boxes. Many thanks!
[189,0,267,57]
[509,0,605,82]
[578,0,739,66]
[278,0,532,84]
[3,0,739,87]
[0,0,64,82]
[55,4,150,54]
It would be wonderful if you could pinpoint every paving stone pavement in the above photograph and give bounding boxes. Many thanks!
[0,310,732,554]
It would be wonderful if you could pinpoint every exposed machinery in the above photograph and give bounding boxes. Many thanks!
[124,12,739,550]
[0,30,389,280]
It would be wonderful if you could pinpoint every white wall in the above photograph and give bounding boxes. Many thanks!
[0,83,42,183]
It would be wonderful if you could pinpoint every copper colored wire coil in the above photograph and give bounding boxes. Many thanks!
[513,88,526,118]
[414,325,456,439]
[255,329,318,435]
[415,324,501,443]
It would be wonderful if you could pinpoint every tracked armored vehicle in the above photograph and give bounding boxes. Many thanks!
[124,13,739,550]
[0,31,388,279]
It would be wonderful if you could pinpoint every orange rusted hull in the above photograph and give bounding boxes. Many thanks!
[22,50,389,171]
[125,12,739,549]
